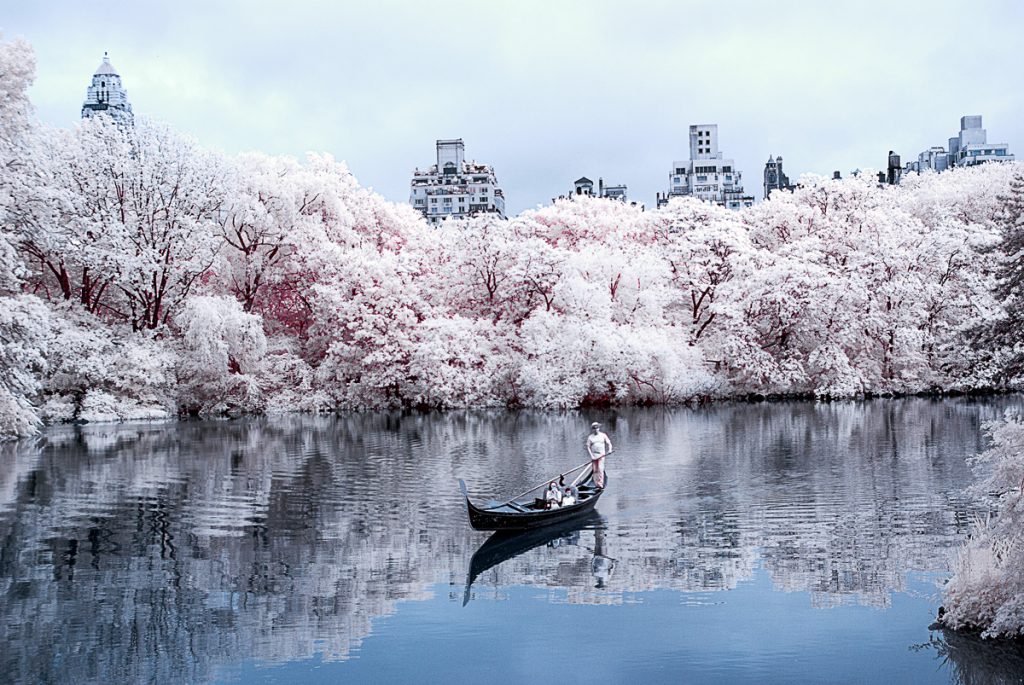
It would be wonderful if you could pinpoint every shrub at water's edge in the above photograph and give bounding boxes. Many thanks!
[943,413,1024,639]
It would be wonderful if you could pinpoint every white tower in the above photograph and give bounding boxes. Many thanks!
[81,52,133,122]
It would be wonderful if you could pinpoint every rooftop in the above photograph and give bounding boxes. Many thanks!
[94,52,119,76]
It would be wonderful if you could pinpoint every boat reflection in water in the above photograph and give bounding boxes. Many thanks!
[464,512,611,605]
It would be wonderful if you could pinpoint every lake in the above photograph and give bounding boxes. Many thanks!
[3,398,1024,684]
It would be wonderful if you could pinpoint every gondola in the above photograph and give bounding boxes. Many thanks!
[458,461,606,531]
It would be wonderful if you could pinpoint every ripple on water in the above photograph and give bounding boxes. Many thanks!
[0,399,1019,684]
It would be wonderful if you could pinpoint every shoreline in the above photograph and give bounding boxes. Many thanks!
[28,386,1022,434]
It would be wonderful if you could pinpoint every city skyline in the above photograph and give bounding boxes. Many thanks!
[4,0,1023,214]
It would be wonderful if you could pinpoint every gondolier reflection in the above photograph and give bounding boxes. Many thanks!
[586,421,613,489]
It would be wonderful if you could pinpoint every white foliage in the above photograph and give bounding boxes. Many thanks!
[944,413,1024,638]
[0,295,50,439]
[405,316,503,407]
[175,296,268,413]
[259,339,331,413]
[0,32,1021,429]
[0,34,37,294]
[40,307,175,423]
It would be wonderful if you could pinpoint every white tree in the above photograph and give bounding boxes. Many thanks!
[174,295,268,414]
[0,35,50,439]
[943,412,1024,638]
[15,116,226,329]
[0,296,50,439]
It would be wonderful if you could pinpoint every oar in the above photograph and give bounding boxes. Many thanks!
[504,460,593,503]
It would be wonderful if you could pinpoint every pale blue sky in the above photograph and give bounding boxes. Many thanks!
[3,0,1022,214]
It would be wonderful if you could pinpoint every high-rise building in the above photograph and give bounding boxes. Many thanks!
[410,139,506,225]
[949,115,1015,167]
[904,115,1014,177]
[81,52,133,123]
[657,124,754,210]
[763,155,794,199]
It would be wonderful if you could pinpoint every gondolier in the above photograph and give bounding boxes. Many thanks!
[587,421,613,489]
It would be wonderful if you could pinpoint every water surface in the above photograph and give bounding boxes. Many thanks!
[2,398,1023,684]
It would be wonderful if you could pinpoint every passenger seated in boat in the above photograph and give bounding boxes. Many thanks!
[558,476,579,502]
[561,487,576,506]
[544,481,563,509]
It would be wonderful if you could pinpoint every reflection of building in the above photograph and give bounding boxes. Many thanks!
[763,155,795,199]
[410,139,506,225]
[657,124,754,210]
[903,115,1015,176]
[80,52,133,123]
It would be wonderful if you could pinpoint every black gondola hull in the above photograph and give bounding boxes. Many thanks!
[459,474,606,531]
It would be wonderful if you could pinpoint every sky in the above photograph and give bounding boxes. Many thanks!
[2,0,1022,215]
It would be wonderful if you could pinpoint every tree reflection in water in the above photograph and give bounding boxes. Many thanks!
[913,630,1024,685]
[0,398,1019,683]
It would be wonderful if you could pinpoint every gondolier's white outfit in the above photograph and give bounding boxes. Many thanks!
[587,424,613,489]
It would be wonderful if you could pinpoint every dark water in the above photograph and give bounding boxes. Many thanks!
[3,399,1024,684]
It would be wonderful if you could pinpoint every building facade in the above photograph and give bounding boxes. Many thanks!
[657,124,754,210]
[410,139,505,225]
[81,52,133,122]
[556,176,634,204]
[763,155,794,199]
[904,115,1014,176]
[949,115,1015,167]
[914,146,950,173]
